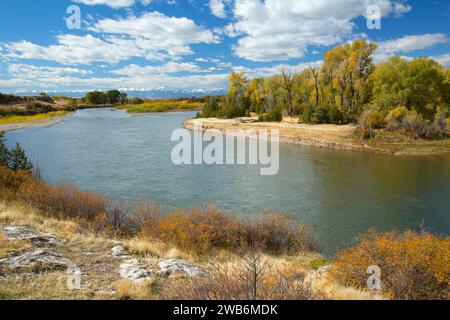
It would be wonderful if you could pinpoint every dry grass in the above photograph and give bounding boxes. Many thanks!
[114,278,163,300]
[0,232,32,259]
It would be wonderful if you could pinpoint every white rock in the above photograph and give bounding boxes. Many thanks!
[119,259,153,283]
[111,245,128,258]
[0,249,71,271]
[158,259,205,277]
[2,226,60,246]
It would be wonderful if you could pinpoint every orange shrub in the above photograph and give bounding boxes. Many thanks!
[156,206,243,253]
[19,181,107,221]
[245,214,318,254]
[330,230,450,300]
[0,165,32,201]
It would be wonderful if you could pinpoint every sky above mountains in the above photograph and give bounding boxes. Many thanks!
[0,0,449,95]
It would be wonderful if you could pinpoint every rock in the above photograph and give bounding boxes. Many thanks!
[119,259,153,283]
[2,226,60,247]
[96,289,117,297]
[111,245,128,258]
[158,259,205,277]
[0,249,71,271]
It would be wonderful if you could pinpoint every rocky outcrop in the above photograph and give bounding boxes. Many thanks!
[0,249,71,271]
[1,226,61,247]
[158,259,205,277]
[119,259,154,283]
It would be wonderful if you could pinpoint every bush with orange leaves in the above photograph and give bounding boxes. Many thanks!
[0,165,32,201]
[134,204,317,255]
[330,230,450,300]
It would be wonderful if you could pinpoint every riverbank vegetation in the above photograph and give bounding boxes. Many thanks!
[0,110,71,126]
[118,98,205,113]
[0,144,448,300]
[200,40,449,142]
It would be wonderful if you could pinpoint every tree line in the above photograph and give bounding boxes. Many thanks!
[201,40,449,139]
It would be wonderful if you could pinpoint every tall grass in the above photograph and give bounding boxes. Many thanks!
[119,100,203,113]
[0,111,70,125]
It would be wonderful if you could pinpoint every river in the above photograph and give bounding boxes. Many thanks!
[5,108,450,255]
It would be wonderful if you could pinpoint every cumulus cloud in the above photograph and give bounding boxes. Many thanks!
[4,12,218,65]
[209,0,227,18]
[226,0,412,61]
[374,33,449,62]
[4,34,152,65]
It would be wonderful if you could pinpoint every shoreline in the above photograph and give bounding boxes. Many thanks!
[184,117,450,156]
[0,113,70,132]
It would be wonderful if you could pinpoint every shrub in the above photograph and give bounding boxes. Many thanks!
[355,127,373,140]
[328,106,344,124]
[258,109,283,122]
[26,102,55,114]
[385,106,408,131]
[423,121,446,140]
[311,107,330,124]
[165,251,318,300]
[0,165,32,201]
[244,214,317,254]
[19,181,107,221]
[155,206,243,253]
[402,111,427,137]
[359,109,386,129]
[134,204,317,256]
[330,230,450,300]
[300,104,314,123]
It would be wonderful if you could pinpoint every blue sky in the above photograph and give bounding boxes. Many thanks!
[0,0,449,95]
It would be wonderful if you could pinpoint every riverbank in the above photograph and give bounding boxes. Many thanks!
[184,117,450,156]
[0,111,71,132]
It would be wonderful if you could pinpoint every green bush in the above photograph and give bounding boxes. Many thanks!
[359,109,386,129]
[258,109,283,122]
[328,106,344,124]
[311,107,330,124]
[300,104,314,123]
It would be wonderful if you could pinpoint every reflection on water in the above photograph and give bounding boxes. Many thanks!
[6,109,450,255]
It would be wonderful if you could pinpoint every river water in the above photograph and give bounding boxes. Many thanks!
[5,108,450,254]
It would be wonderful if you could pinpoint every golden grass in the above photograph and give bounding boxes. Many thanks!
[114,278,163,300]
[0,232,32,259]
[120,100,203,113]
[0,111,70,125]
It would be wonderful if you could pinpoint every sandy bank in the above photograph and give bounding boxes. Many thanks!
[184,117,450,156]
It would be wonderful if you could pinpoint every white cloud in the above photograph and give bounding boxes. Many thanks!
[4,34,152,65]
[431,54,450,67]
[90,11,218,56]
[227,0,412,61]
[374,34,449,62]
[4,11,218,65]
[112,62,203,75]
[73,0,150,9]
[233,61,322,78]
[8,64,93,77]
[209,0,227,19]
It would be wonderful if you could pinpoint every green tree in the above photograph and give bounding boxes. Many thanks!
[8,143,33,171]
[85,91,107,105]
[0,132,10,167]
